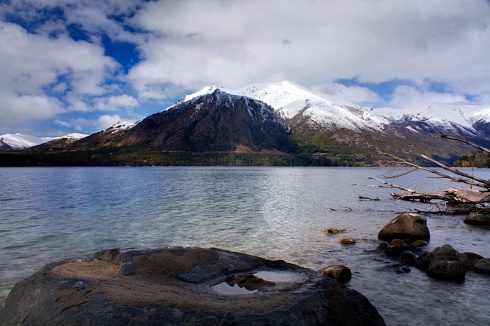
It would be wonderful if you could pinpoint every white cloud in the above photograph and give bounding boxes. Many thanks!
[94,95,139,111]
[128,0,490,99]
[390,85,467,108]
[0,20,118,132]
[313,83,381,105]
[1,0,490,134]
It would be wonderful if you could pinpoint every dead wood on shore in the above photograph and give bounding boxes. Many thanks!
[363,135,490,214]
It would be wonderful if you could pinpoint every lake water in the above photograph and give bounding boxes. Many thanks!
[1,166,489,325]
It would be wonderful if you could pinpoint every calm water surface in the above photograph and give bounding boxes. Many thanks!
[1,167,489,325]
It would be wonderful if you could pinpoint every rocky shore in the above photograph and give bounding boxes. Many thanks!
[0,247,385,325]
[376,212,490,282]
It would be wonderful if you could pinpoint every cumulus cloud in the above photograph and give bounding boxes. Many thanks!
[128,0,490,98]
[1,0,490,135]
[0,20,119,132]
[390,85,468,108]
[313,84,381,105]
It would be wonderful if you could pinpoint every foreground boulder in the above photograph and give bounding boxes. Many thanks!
[378,213,430,242]
[0,247,385,326]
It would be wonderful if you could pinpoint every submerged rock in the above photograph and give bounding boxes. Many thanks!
[340,238,356,245]
[319,265,352,284]
[0,247,385,326]
[378,213,430,242]
[324,228,347,235]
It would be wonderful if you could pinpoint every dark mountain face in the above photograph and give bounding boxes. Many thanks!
[73,90,291,152]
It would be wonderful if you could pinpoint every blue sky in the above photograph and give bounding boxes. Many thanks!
[1,0,490,136]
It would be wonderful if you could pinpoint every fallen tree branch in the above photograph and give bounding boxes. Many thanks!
[420,154,490,188]
[441,134,490,154]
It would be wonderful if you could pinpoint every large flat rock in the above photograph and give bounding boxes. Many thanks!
[0,247,385,325]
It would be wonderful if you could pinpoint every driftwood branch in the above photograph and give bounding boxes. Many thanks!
[420,154,490,188]
[365,136,490,214]
[441,134,490,154]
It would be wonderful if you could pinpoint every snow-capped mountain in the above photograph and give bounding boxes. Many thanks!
[0,133,88,150]
[181,80,490,137]
[0,133,53,150]
[103,121,140,134]
[72,88,289,152]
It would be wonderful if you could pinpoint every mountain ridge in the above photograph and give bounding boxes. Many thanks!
[2,81,490,166]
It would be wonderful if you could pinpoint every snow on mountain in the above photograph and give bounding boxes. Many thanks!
[180,80,490,136]
[230,81,388,131]
[375,103,490,134]
[180,81,387,131]
[0,133,88,150]
[0,133,52,150]
[104,121,140,134]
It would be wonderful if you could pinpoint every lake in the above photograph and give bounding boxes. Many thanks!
[1,166,489,325]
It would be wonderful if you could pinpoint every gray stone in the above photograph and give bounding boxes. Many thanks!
[378,213,430,242]
[319,265,352,284]
[0,247,385,326]
[415,251,434,271]
[474,258,490,274]
[464,212,490,226]
[427,258,468,282]
[400,251,418,265]
[433,244,457,258]
[410,240,428,248]
[464,252,484,267]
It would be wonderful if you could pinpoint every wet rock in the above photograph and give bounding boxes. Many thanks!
[340,238,356,245]
[427,258,468,282]
[324,228,347,235]
[225,273,274,290]
[390,239,405,247]
[410,240,428,248]
[464,212,490,226]
[384,244,411,257]
[474,258,490,275]
[319,265,352,284]
[383,263,410,274]
[378,213,430,242]
[400,251,418,265]
[375,242,389,251]
[325,282,386,326]
[415,251,434,271]
[433,244,457,258]
[464,252,484,267]
[426,244,469,282]
[0,247,386,326]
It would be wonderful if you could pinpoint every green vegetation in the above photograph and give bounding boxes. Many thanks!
[0,148,337,167]
[454,152,490,168]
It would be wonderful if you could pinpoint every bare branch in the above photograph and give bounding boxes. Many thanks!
[441,134,490,154]
[365,176,417,193]
[420,154,490,188]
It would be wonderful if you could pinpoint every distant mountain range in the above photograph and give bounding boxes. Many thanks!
[2,81,490,166]
[0,133,88,150]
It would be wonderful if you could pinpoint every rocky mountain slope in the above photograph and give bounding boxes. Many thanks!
[66,89,290,153]
[189,80,490,138]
